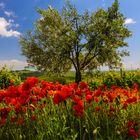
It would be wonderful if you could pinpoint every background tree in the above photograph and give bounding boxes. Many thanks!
[20,0,131,83]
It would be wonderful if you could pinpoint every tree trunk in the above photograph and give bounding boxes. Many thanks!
[75,70,82,84]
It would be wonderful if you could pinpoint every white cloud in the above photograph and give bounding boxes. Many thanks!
[0,59,27,70]
[0,2,5,9]
[124,18,136,25]
[8,19,19,28]
[4,10,15,17]
[0,17,20,37]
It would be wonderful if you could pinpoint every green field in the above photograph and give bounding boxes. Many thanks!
[14,69,140,88]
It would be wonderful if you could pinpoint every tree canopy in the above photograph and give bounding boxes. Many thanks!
[20,0,131,83]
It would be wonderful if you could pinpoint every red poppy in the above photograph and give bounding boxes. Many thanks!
[122,103,128,109]
[0,90,6,103]
[138,130,140,134]
[80,82,88,89]
[10,79,14,84]
[133,83,138,90]
[125,96,137,104]
[16,117,24,125]
[110,107,115,112]
[7,86,20,97]
[133,133,138,138]
[31,115,37,121]
[75,88,83,96]
[85,95,92,103]
[15,103,22,114]
[94,88,102,97]
[11,116,17,123]
[95,107,100,112]
[127,121,134,128]
[0,107,11,119]
[26,77,39,86]
[128,129,135,135]
[53,87,71,104]
[53,91,64,104]
[72,95,81,103]
[111,85,118,90]
[73,100,84,117]
[0,118,6,126]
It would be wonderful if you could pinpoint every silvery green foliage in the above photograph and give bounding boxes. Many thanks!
[20,0,131,83]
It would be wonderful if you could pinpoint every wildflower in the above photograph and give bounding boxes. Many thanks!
[53,92,64,104]
[53,87,71,104]
[110,107,115,112]
[85,95,92,103]
[122,103,128,109]
[127,129,138,138]
[128,129,135,135]
[73,100,84,117]
[127,121,134,128]
[111,85,118,90]
[138,130,140,134]
[31,115,37,121]
[94,88,102,97]
[75,88,83,96]
[80,82,88,89]
[16,117,24,125]
[0,90,6,103]
[15,103,21,114]
[26,77,38,87]
[48,90,54,96]
[126,96,137,104]
[7,86,20,97]
[95,107,100,112]
[133,83,138,90]
[21,106,27,113]
[22,77,38,90]
[133,133,138,138]
[10,79,14,84]
[0,118,6,126]
[0,107,11,119]
[94,97,99,102]
[11,116,17,123]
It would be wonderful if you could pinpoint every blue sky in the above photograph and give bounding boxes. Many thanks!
[0,0,139,70]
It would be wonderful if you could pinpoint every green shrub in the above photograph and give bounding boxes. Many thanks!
[52,77,66,84]
[102,71,140,88]
[0,66,21,89]
[88,80,102,90]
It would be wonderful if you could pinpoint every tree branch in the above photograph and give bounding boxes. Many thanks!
[69,51,78,71]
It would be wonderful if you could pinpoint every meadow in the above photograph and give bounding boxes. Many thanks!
[17,69,140,89]
[1,67,140,139]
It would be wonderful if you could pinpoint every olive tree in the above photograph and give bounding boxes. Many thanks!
[20,0,131,83]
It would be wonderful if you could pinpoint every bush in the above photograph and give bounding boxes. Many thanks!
[102,71,140,88]
[0,66,21,89]
[52,77,66,84]
[88,79,102,90]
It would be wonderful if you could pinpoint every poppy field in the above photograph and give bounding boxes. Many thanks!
[1,76,140,140]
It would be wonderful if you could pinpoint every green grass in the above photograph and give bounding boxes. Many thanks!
[16,70,76,84]
[15,69,140,87]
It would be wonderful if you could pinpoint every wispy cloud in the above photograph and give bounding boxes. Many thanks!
[124,18,136,25]
[0,2,5,9]
[8,19,19,28]
[0,59,27,70]
[4,10,16,17]
[0,17,20,37]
